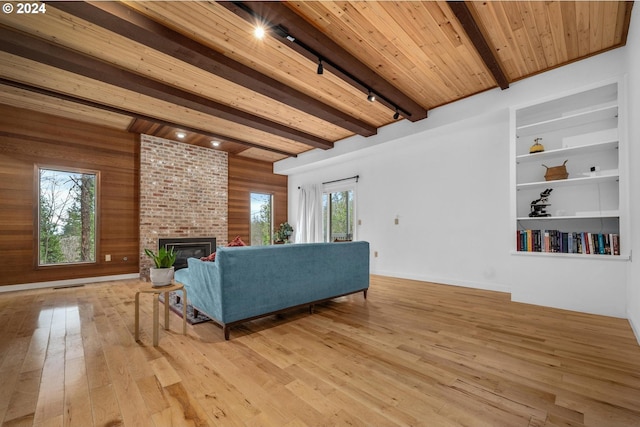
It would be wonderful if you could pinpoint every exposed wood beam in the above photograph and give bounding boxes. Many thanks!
[51,1,376,138]
[0,26,332,150]
[447,1,510,90]
[220,1,428,122]
[619,1,635,47]
[0,78,298,158]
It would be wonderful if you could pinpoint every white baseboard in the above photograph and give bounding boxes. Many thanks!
[0,274,141,293]
[628,308,640,346]
[371,270,511,294]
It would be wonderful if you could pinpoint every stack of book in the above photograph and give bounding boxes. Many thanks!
[516,230,620,255]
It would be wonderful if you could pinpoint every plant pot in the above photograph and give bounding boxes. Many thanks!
[149,266,174,287]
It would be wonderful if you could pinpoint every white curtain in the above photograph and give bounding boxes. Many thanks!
[296,184,322,243]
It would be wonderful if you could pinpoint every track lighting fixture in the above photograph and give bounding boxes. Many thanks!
[367,90,376,102]
[234,3,415,120]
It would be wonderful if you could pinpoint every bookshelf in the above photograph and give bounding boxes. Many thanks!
[510,79,628,258]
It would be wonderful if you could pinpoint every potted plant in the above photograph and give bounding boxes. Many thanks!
[144,246,177,287]
[274,222,293,244]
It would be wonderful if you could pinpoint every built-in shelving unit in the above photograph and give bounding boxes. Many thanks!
[510,80,628,258]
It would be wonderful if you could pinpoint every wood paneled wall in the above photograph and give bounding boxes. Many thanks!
[0,105,287,286]
[228,156,288,244]
[0,105,140,286]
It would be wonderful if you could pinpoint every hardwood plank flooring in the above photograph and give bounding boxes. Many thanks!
[0,275,639,426]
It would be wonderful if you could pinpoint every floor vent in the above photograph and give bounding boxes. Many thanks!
[53,284,86,290]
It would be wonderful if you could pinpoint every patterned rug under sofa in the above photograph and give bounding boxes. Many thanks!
[158,291,211,325]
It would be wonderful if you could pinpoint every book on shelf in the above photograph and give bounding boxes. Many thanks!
[516,230,620,255]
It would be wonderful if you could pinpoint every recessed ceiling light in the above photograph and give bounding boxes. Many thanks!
[254,25,266,39]
[175,131,186,139]
[211,140,221,147]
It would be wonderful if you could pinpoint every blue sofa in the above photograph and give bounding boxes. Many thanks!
[174,241,370,339]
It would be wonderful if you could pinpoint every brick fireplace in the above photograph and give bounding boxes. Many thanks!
[139,135,228,279]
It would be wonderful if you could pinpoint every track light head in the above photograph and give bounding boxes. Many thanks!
[393,108,400,120]
[367,90,376,102]
[317,59,323,75]
[273,24,290,39]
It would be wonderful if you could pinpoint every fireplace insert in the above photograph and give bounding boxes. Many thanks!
[158,237,216,270]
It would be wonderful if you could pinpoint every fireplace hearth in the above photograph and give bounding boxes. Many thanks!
[159,237,216,270]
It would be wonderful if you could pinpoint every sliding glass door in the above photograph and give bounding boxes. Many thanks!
[322,188,355,242]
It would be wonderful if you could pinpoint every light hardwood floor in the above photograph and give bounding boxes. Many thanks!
[0,275,639,427]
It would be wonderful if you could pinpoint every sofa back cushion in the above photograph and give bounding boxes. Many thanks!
[216,241,369,322]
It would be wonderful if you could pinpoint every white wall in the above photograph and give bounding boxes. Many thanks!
[626,8,640,343]
[277,43,633,320]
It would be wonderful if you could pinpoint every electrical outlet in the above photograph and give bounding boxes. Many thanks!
[374,251,378,257]
[105,254,111,262]
[394,218,399,225]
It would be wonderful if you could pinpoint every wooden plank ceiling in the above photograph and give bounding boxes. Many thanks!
[0,1,633,162]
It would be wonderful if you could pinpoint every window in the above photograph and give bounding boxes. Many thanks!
[250,192,273,245]
[323,188,355,242]
[38,167,98,266]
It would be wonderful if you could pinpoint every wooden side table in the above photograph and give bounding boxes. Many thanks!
[135,282,187,346]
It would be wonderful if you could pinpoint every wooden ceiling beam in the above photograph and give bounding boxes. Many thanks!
[51,1,376,138]
[0,26,332,150]
[447,1,510,90]
[0,78,298,158]
[220,1,428,122]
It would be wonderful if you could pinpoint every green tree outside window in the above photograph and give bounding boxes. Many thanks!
[38,168,97,265]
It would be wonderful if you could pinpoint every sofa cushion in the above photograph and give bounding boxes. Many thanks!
[201,236,246,261]
[228,235,246,247]
[200,252,216,262]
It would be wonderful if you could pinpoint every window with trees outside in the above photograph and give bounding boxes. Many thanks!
[250,192,273,246]
[38,167,98,266]
[323,188,355,242]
